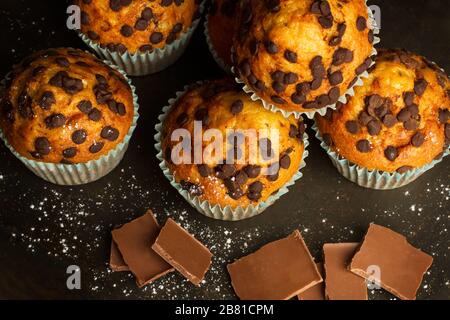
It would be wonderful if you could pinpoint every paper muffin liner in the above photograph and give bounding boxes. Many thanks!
[79,1,205,76]
[203,12,232,74]
[154,82,309,221]
[232,0,380,119]
[0,59,140,186]
[311,122,449,190]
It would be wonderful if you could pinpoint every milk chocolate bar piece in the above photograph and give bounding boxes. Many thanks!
[298,263,326,300]
[350,224,433,300]
[109,240,129,272]
[152,218,212,286]
[111,210,174,287]
[324,243,368,300]
[227,230,322,300]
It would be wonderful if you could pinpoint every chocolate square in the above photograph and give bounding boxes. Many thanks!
[324,243,368,300]
[111,210,174,287]
[152,218,213,286]
[227,230,322,300]
[350,224,433,300]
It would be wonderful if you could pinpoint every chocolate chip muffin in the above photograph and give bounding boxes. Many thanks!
[315,49,449,174]
[159,79,306,210]
[233,0,376,115]
[0,48,135,165]
[76,0,202,54]
[206,0,240,71]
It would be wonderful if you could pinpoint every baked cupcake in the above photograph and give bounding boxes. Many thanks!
[155,79,308,220]
[75,0,204,75]
[0,48,139,185]
[314,48,449,189]
[205,0,240,73]
[232,0,378,118]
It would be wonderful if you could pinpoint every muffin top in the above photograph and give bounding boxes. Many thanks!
[233,0,375,114]
[207,0,240,69]
[161,79,306,208]
[316,49,450,173]
[0,48,135,164]
[76,0,201,54]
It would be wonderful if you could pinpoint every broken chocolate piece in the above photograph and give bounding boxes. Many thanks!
[227,230,322,300]
[297,263,326,300]
[152,218,212,286]
[111,210,174,287]
[109,239,129,272]
[324,243,368,300]
[350,224,433,300]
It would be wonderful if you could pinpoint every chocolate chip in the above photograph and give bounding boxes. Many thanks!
[150,32,163,44]
[322,133,333,146]
[77,100,92,114]
[407,104,419,117]
[337,22,346,36]
[161,0,174,7]
[215,164,236,180]
[397,108,411,122]
[141,7,154,20]
[316,94,330,108]
[89,142,104,154]
[329,36,342,46]
[244,165,261,178]
[414,78,428,96]
[17,92,33,119]
[310,1,321,14]
[382,114,397,128]
[34,137,51,156]
[438,108,450,124]
[356,16,367,31]
[375,105,388,119]
[194,108,209,125]
[272,81,286,94]
[332,47,353,66]
[284,50,297,63]
[303,101,319,109]
[55,57,70,67]
[266,164,280,181]
[101,126,119,141]
[318,16,333,29]
[356,139,371,153]
[291,93,306,105]
[32,65,46,76]
[411,132,425,147]
[403,91,415,106]
[45,113,66,129]
[88,108,102,121]
[345,120,359,134]
[271,95,287,104]
[289,124,299,138]
[310,78,323,90]
[358,111,373,126]
[197,164,212,178]
[328,71,343,85]
[384,146,398,161]
[235,171,249,185]
[224,179,244,200]
[248,181,263,194]
[135,19,149,31]
[265,40,278,54]
[367,119,381,136]
[63,147,77,158]
[109,0,121,11]
[72,129,87,144]
[231,100,244,115]
[284,72,299,85]
[296,82,311,96]
[445,123,450,139]
[39,91,55,110]
[397,166,413,174]
[404,119,419,131]
[328,87,340,104]
[279,154,291,169]
[117,103,126,116]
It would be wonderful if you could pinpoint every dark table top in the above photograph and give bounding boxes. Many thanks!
[0,0,448,300]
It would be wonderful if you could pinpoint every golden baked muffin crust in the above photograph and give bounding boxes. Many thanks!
[76,0,201,54]
[0,48,134,164]
[233,0,375,113]
[207,0,240,68]
[316,49,450,173]
[161,79,306,208]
